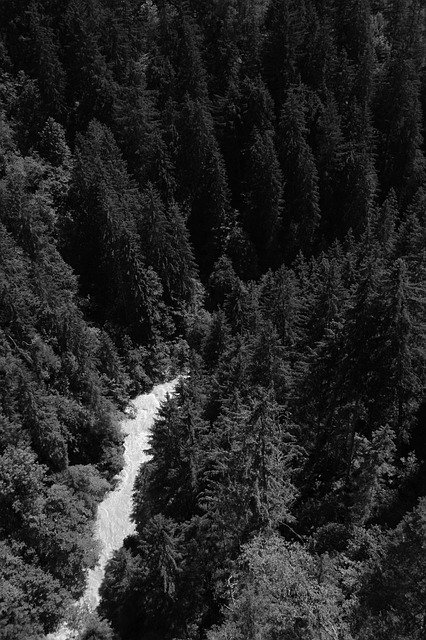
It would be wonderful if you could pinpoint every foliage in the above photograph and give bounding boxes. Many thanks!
[208,534,352,640]
[0,1,425,638]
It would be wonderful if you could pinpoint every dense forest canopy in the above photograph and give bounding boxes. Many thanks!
[0,0,425,639]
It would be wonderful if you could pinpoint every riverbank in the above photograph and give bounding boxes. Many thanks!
[47,379,179,639]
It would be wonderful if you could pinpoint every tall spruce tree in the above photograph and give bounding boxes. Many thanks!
[137,184,197,307]
[277,86,321,258]
[374,0,425,204]
[67,120,166,341]
[263,0,309,112]
[240,126,283,270]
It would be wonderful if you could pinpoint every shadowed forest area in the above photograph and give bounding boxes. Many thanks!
[0,0,425,639]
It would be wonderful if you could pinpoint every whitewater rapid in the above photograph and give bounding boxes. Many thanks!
[47,378,179,639]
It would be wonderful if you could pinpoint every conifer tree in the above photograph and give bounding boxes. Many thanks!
[245,389,299,528]
[259,265,302,352]
[277,87,321,258]
[175,7,210,104]
[356,499,426,638]
[374,0,425,204]
[112,58,166,188]
[263,0,309,111]
[334,0,374,92]
[379,258,424,438]
[68,120,166,341]
[315,92,346,238]
[138,184,197,307]
[375,188,399,255]
[60,0,115,131]
[218,74,277,240]
[197,391,255,547]
[99,515,182,639]
[208,255,246,327]
[240,126,283,270]
[203,309,232,370]
[176,96,231,276]
[302,4,337,92]
[340,99,377,235]
[26,2,65,118]
[395,187,426,278]
[134,379,207,525]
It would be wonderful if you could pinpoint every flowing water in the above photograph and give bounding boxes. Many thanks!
[47,378,179,639]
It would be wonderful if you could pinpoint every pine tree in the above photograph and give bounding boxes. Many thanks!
[203,309,232,370]
[340,98,377,236]
[193,0,240,97]
[197,390,254,549]
[302,4,337,92]
[246,389,299,528]
[68,120,166,341]
[334,0,373,67]
[135,379,207,525]
[208,255,244,321]
[315,92,346,238]
[259,265,302,352]
[356,499,426,638]
[379,258,424,438]
[223,212,259,281]
[277,86,320,258]
[263,0,309,111]
[60,0,115,132]
[348,424,396,524]
[374,0,425,204]
[175,7,210,104]
[375,188,399,255]
[218,74,277,251]
[176,95,231,276]
[240,126,283,270]
[26,2,65,118]
[99,515,182,638]
[112,57,166,188]
[138,184,197,307]
[395,187,426,279]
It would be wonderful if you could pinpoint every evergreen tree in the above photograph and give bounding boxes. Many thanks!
[315,92,346,238]
[26,2,66,118]
[133,379,207,526]
[263,0,309,111]
[339,99,377,236]
[176,95,231,276]
[60,0,115,132]
[138,184,197,307]
[379,258,424,438]
[67,120,166,341]
[240,126,283,270]
[175,7,210,104]
[259,265,303,353]
[373,0,425,204]
[395,187,426,278]
[375,188,399,256]
[112,57,165,188]
[99,515,182,639]
[277,87,321,258]
[355,499,426,639]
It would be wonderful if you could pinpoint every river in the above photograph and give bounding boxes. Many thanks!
[47,378,179,639]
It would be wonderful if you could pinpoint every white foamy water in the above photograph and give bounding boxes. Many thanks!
[47,378,179,639]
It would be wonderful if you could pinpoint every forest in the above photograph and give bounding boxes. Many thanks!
[0,0,425,639]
